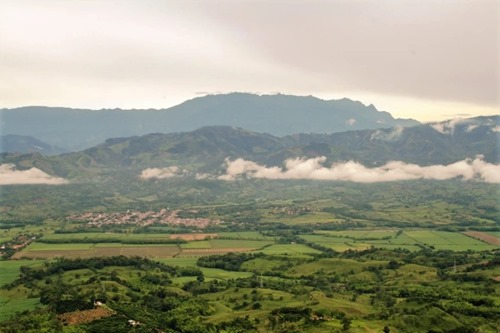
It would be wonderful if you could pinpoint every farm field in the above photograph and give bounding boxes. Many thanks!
[155,257,199,267]
[404,230,498,251]
[180,239,273,250]
[8,227,497,261]
[302,229,498,252]
[0,296,40,322]
[300,234,375,251]
[11,243,181,259]
[171,267,253,284]
[464,231,500,246]
[0,260,44,285]
[217,231,275,240]
[259,243,322,255]
[10,237,275,259]
[2,226,499,333]
[40,232,178,241]
[315,229,399,238]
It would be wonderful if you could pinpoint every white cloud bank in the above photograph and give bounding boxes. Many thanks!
[140,166,187,180]
[0,164,68,185]
[219,157,500,184]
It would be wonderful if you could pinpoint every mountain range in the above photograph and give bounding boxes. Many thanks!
[0,93,419,151]
[1,116,497,181]
[0,135,66,156]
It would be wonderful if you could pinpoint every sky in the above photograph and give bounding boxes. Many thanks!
[0,0,498,122]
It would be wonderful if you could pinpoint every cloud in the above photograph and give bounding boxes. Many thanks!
[430,117,499,135]
[202,1,498,107]
[195,172,212,180]
[140,166,187,180]
[465,124,479,132]
[219,157,500,184]
[430,118,470,134]
[471,157,500,184]
[0,164,68,185]
[346,118,356,126]
[370,126,404,141]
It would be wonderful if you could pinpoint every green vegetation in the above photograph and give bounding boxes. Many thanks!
[0,178,499,332]
[2,248,499,332]
[302,229,498,252]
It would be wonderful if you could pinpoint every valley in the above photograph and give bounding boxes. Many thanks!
[0,109,498,332]
[2,0,498,331]
[0,176,498,332]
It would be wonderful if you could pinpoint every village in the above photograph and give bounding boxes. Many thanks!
[0,233,38,258]
[66,209,219,229]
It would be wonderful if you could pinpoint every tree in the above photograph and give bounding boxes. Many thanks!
[387,260,400,270]
[342,317,351,331]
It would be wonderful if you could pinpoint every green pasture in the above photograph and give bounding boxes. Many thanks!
[12,243,181,259]
[0,260,44,286]
[217,231,274,240]
[181,239,273,249]
[210,239,273,249]
[0,236,11,243]
[23,243,93,250]
[309,291,374,316]
[0,296,40,322]
[303,229,498,252]
[180,240,212,249]
[300,234,372,251]
[199,267,253,280]
[261,210,339,224]
[315,229,399,239]
[201,287,303,314]
[404,230,497,251]
[240,258,287,273]
[286,258,387,277]
[155,257,199,267]
[171,276,198,285]
[40,232,173,241]
[259,243,321,255]
[385,264,439,286]
[96,243,178,248]
[0,225,46,243]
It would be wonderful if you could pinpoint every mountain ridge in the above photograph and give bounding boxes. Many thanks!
[0,93,419,151]
[1,116,497,182]
[0,135,67,156]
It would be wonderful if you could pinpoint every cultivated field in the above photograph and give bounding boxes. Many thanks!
[11,243,181,259]
[9,227,498,261]
[259,243,322,255]
[302,229,498,252]
[170,233,218,241]
[57,307,114,325]
[10,235,274,259]
[463,231,500,246]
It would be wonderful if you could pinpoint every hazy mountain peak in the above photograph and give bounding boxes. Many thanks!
[1,93,420,151]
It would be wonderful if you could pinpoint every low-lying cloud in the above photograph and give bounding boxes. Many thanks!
[0,164,68,185]
[219,157,500,184]
[140,166,187,180]
[430,117,498,135]
[345,118,356,126]
[370,126,404,142]
[430,118,469,134]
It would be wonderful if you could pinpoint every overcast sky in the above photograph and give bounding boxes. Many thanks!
[0,0,498,121]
